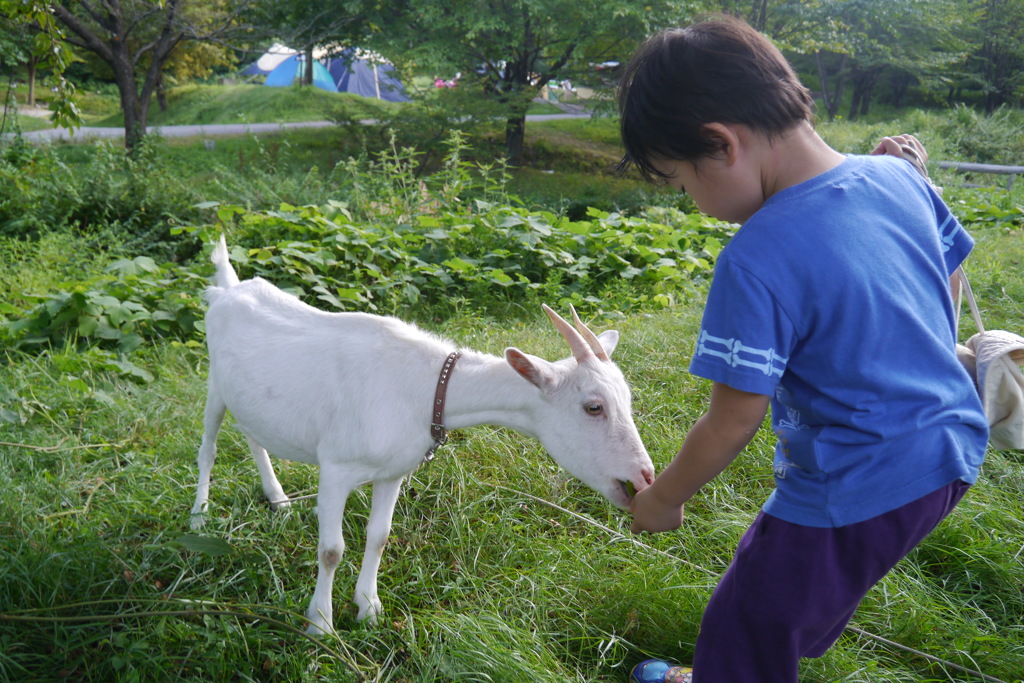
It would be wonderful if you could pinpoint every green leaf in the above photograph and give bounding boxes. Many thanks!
[442,257,476,272]
[487,269,514,286]
[105,257,160,276]
[498,214,525,228]
[93,320,123,340]
[78,316,99,336]
[0,409,26,425]
[63,377,90,394]
[216,205,246,223]
[173,534,236,557]
[118,334,145,355]
[334,288,366,302]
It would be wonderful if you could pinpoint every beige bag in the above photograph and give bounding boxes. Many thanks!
[955,266,1024,450]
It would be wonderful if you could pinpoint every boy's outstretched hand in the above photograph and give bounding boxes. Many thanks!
[630,486,685,534]
[629,383,770,535]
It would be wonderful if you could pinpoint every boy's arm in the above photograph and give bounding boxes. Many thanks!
[631,382,770,533]
[950,268,961,303]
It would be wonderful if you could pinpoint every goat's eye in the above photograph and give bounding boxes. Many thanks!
[584,402,604,416]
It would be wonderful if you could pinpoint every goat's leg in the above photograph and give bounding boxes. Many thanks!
[190,392,226,529]
[353,477,403,624]
[306,463,353,636]
[246,436,290,510]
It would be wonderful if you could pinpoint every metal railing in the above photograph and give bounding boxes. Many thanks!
[937,161,1024,191]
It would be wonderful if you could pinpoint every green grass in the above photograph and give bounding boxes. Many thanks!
[3,85,1024,680]
[1,221,1022,682]
[104,83,397,128]
[1,112,51,133]
[10,81,576,132]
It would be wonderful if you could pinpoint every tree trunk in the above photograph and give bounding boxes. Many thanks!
[816,52,845,121]
[848,67,879,121]
[26,56,38,106]
[858,90,872,118]
[505,113,526,167]
[825,54,848,120]
[753,0,768,31]
[115,65,149,152]
[890,72,912,108]
[304,47,315,86]
[157,72,168,112]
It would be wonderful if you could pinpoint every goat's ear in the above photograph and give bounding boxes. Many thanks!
[596,330,619,358]
[505,348,557,390]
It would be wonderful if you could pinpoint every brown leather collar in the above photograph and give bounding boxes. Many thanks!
[425,351,461,461]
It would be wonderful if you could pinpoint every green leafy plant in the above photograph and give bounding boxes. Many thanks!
[181,198,733,320]
[2,256,205,353]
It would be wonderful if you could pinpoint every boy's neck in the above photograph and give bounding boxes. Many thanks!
[758,121,846,200]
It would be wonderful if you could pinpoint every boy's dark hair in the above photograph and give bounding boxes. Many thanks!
[617,15,814,181]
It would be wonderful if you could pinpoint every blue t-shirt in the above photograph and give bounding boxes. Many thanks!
[689,155,989,528]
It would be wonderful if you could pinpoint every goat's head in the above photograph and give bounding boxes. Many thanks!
[504,305,655,508]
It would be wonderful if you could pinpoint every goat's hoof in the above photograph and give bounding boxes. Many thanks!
[270,499,292,511]
[305,620,334,637]
[189,514,207,530]
[355,602,382,626]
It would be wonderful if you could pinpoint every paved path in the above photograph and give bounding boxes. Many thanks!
[15,120,335,141]
[9,111,591,142]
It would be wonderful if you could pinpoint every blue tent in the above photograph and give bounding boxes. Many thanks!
[241,43,296,76]
[265,54,338,92]
[324,50,409,102]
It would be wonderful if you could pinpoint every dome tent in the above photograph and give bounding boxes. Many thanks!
[241,43,297,76]
[324,48,409,102]
[264,54,338,92]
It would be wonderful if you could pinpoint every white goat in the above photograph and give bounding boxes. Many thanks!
[191,236,654,635]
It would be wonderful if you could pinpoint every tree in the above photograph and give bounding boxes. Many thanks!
[0,0,80,131]
[50,0,247,151]
[771,0,971,121]
[374,0,690,166]
[969,0,1024,111]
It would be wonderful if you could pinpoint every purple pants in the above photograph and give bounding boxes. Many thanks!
[691,479,970,683]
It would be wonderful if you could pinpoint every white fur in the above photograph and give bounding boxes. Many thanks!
[191,236,654,635]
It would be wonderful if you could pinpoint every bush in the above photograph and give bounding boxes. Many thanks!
[0,137,73,237]
[180,198,733,322]
[1,255,205,354]
[328,87,511,176]
[1,137,735,353]
[0,135,205,258]
[938,104,1024,165]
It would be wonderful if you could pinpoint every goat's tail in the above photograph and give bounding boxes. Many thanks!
[211,235,241,290]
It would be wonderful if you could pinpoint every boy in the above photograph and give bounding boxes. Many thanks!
[619,16,988,683]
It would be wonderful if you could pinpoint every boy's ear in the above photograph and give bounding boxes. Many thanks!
[701,122,741,165]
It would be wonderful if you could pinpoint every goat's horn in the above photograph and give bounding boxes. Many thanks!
[570,306,610,362]
[542,304,594,363]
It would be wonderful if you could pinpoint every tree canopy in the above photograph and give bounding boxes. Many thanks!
[369,0,689,165]
[749,0,1022,119]
[3,0,1023,153]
